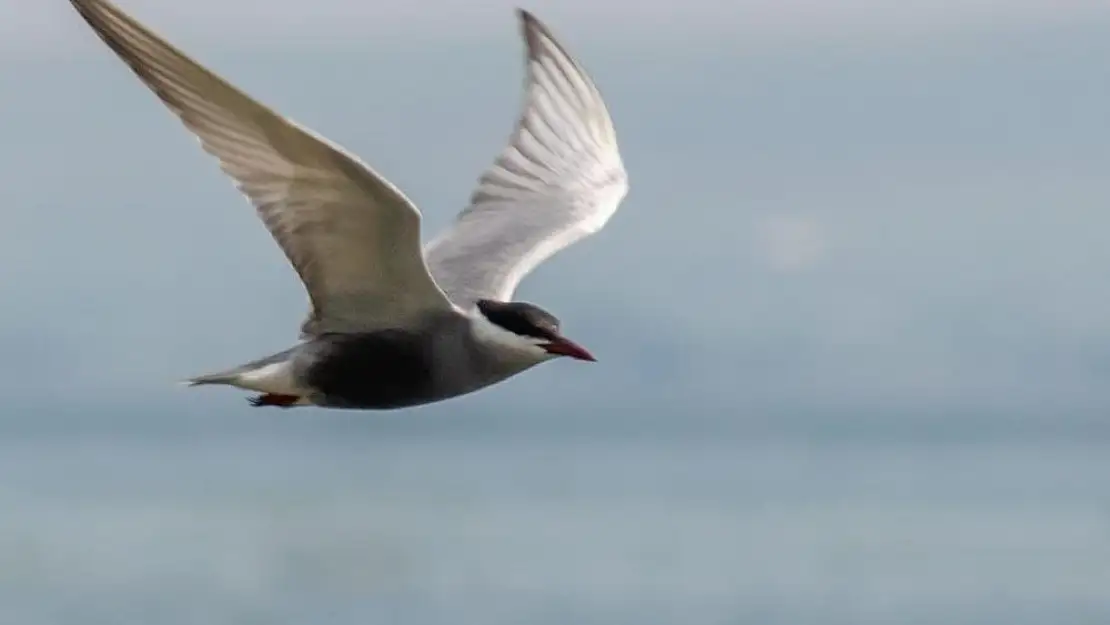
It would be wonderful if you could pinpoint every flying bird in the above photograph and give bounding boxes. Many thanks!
[69,0,629,409]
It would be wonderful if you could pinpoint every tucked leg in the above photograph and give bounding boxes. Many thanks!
[248,393,301,408]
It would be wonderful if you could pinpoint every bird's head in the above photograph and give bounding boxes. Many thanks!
[474,299,595,363]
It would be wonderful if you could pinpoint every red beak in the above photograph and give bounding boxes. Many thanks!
[543,336,596,362]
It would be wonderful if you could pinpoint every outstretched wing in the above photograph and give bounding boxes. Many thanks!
[71,0,455,336]
[424,9,629,307]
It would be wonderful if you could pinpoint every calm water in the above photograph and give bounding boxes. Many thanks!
[1,432,1107,625]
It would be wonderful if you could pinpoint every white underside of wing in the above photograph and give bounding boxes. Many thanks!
[484,185,627,304]
[425,10,629,307]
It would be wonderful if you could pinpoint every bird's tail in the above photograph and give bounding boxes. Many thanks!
[181,370,240,387]
[181,347,299,390]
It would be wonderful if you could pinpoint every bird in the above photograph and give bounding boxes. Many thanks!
[69,0,629,409]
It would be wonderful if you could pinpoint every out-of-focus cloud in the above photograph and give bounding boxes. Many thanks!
[754,214,828,273]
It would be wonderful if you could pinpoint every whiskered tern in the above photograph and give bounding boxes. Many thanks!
[70,0,629,409]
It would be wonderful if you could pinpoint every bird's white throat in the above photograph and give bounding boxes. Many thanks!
[468,312,552,364]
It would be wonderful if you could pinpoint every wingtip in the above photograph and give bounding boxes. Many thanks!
[68,0,93,21]
[515,8,544,36]
[69,0,107,17]
[515,8,552,59]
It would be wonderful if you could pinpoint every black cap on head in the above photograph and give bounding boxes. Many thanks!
[476,300,561,340]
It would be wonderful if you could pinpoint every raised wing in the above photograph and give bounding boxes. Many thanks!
[70,0,455,336]
[424,9,629,307]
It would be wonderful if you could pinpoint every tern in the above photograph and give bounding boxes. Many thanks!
[70,0,629,409]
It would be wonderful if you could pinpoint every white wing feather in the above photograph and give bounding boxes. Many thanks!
[424,9,629,307]
[70,0,455,337]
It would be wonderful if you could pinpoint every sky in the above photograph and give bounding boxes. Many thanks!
[4,0,1109,52]
[3,0,1110,437]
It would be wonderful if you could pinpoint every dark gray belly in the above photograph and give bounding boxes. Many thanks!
[303,331,443,410]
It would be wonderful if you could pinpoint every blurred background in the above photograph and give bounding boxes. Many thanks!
[2,0,1110,623]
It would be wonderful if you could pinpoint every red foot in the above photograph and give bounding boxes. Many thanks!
[248,393,301,408]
